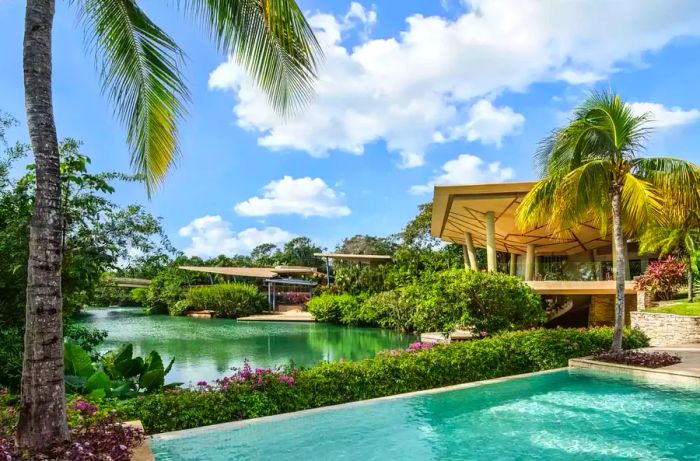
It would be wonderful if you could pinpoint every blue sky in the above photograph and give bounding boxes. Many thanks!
[1,0,700,257]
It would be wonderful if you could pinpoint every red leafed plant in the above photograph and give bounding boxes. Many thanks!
[635,256,686,301]
[592,350,681,368]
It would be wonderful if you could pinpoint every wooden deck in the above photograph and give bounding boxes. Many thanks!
[526,280,637,295]
[237,311,316,322]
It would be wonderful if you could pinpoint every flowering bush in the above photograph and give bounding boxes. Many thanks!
[406,342,433,352]
[636,256,686,300]
[592,350,681,368]
[0,396,143,461]
[198,360,298,391]
[278,292,311,305]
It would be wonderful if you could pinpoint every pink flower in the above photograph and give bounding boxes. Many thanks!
[196,380,208,387]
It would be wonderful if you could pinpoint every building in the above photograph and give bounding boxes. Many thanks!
[431,182,654,327]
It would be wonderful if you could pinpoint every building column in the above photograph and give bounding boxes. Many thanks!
[462,245,471,270]
[640,256,649,273]
[509,253,516,276]
[464,232,478,270]
[534,255,540,280]
[525,243,535,281]
[485,211,497,272]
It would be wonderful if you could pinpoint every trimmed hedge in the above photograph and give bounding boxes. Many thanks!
[184,283,267,318]
[119,327,648,433]
[306,293,362,324]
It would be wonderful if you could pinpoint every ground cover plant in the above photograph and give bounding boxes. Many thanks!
[646,301,700,316]
[592,350,681,368]
[117,327,648,433]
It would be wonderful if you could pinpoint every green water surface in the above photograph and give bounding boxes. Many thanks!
[77,307,411,384]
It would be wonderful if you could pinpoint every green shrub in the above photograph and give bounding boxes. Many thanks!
[360,288,418,332]
[307,293,362,324]
[184,283,266,318]
[0,328,23,391]
[169,299,191,316]
[120,327,649,433]
[142,268,186,315]
[412,269,545,334]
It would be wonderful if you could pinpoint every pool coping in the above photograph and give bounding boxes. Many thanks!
[150,367,566,442]
[569,357,700,386]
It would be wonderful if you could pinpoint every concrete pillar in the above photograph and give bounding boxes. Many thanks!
[640,256,649,273]
[525,244,535,281]
[509,253,516,276]
[462,245,471,270]
[593,248,603,281]
[485,211,497,272]
[464,232,478,271]
[534,255,540,280]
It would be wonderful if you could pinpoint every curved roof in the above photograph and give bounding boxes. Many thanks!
[431,182,612,256]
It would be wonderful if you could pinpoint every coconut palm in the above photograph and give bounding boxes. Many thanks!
[640,205,700,301]
[19,0,320,451]
[516,91,700,353]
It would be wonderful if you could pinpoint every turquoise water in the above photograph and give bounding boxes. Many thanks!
[77,307,411,384]
[151,369,700,460]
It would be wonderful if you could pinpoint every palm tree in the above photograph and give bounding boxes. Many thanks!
[516,91,700,353]
[19,0,320,451]
[640,206,700,301]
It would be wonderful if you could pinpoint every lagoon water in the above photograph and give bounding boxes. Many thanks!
[151,369,700,460]
[77,307,411,384]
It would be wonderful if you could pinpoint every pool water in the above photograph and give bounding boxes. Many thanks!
[151,369,700,460]
[77,307,411,384]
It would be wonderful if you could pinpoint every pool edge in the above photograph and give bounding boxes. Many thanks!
[569,357,700,386]
[151,367,567,442]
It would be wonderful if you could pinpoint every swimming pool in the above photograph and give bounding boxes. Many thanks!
[150,369,700,460]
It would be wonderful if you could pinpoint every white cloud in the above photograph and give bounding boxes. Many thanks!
[234,176,351,218]
[210,0,700,167]
[629,102,700,128]
[435,100,525,147]
[178,215,294,257]
[410,154,515,194]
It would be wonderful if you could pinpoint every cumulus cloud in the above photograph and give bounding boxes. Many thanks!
[629,102,700,128]
[234,176,351,218]
[179,215,294,257]
[435,100,525,147]
[410,154,515,194]
[209,0,700,167]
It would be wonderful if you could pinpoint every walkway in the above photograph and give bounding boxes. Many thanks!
[237,311,315,322]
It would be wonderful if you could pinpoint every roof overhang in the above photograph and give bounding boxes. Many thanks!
[431,182,612,256]
[314,253,392,263]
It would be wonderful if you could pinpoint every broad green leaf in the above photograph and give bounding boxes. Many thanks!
[110,381,135,399]
[144,350,164,372]
[115,357,144,379]
[163,356,175,376]
[86,371,111,392]
[138,369,164,391]
[112,343,134,364]
[88,388,106,400]
[64,375,87,393]
[64,342,95,378]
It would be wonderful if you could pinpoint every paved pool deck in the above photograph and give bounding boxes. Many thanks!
[570,343,700,385]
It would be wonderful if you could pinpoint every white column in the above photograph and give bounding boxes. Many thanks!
[464,232,478,270]
[509,253,516,276]
[525,243,535,281]
[485,211,496,272]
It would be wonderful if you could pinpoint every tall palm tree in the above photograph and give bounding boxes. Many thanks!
[640,206,700,301]
[516,91,700,353]
[20,0,320,451]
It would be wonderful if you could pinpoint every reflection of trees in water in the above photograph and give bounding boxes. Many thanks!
[305,326,412,363]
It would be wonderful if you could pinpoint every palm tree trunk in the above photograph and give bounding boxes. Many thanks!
[610,185,626,353]
[16,0,69,451]
[688,256,695,302]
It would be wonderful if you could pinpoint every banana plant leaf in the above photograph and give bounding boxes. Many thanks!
[138,369,165,392]
[114,357,144,379]
[86,371,111,392]
[64,342,95,378]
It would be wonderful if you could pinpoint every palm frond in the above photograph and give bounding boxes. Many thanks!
[515,176,560,231]
[179,0,322,113]
[76,0,189,194]
[555,160,613,233]
[620,173,661,233]
[633,157,700,209]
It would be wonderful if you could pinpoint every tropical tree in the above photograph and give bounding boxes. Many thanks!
[19,0,320,451]
[517,91,700,352]
[640,206,700,301]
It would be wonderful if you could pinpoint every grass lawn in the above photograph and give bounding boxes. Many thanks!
[646,301,700,316]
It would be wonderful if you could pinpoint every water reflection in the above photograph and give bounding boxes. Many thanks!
[77,307,412,384]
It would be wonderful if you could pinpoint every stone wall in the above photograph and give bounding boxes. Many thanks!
[588,294,637,326]
[631,311,700,346]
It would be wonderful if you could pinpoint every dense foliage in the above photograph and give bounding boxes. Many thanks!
[137,268,187,315]
[635,256,687,300]
[308,271,543,335]
[184,283,267,318]
[592,350,681,368]
[118,327,649,433]
[412,270,544,334]
[0,127,174,325]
